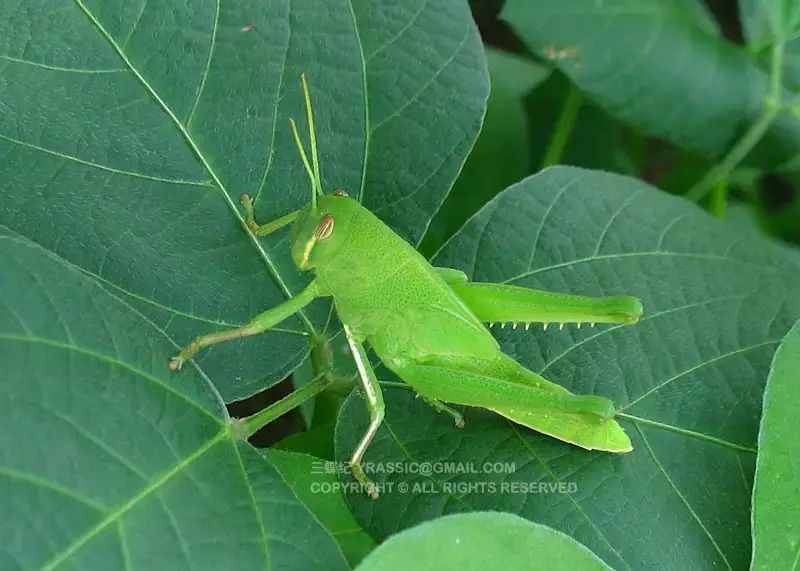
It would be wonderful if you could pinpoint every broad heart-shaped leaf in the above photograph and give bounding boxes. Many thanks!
[0,0,488,401]
[354,512,612,571]
[335,167,800,570]
[0,231,350,570]
[751,320,800,570]
[502,0,800,170]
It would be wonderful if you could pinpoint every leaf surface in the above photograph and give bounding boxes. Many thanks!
[751,320,800,570]
[740,0,800,45]
[355,512,611,571]
[0,231,348,571]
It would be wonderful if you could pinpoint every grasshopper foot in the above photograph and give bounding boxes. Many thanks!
[419,394,465,428]
[350,461,379,500]
[240,194,260,233]
[169,338,203,372]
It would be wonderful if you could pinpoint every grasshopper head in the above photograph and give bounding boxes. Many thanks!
[286,74,363,270]
[291,192,360,271]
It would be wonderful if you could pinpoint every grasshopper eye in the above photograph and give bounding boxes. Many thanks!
[315,214,335,240]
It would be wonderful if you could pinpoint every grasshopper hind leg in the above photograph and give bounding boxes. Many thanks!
[343,325,384,499]
[390,354,632,453]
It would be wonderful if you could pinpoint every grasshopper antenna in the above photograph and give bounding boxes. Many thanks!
[289,73,323,210]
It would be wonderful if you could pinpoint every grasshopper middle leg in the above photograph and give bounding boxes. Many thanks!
[169,281,319,370]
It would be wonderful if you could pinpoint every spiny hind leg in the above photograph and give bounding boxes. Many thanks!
[392,357,627,451]
[417,394,465,428]
[434,268,643,327]
[393,357,615,419]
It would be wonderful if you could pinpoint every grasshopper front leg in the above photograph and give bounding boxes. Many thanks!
[343,324,384,500]
[240,193,301,236]
[168,281,320,370]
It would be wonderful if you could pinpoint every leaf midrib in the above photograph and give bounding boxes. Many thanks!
[72,0,317,336]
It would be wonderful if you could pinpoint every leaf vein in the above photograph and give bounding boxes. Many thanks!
[0,54,126,74]
[368,25,470,135]
[253,0,292,205]
[0,133,213,187]
[508,423,631,571]
[539,294,751,375]
[622,339,780,410]
[365,0,430,62]
[0,334,222,424]
[0,466,106,512]
[505,251,784,284]
[617,413,756,453]
[592,189,645,256]
[636,425,732,569]
[185,0,220,127]
[232,442,271,571]
[40,430,228,570]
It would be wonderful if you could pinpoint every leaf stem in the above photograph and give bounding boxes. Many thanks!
[241,372,332,436]
[708,178,728,219]
[541,82,583,169]
[687,42,784,202]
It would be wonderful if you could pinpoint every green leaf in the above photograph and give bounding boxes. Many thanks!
[0,0,488,401]
[0,231,348,570]
[502,0,800,169]
[740,0,800,45]
[673,0,719,36]
[751,320,800,570]
[336,166,800,570]
[354,512,612,571]
[267,450,377,566]
[420,48,548,256]
[274,421,338,460]
[740,0,800,91]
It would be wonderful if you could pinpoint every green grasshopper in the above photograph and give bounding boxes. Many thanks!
[169,75,643,498]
